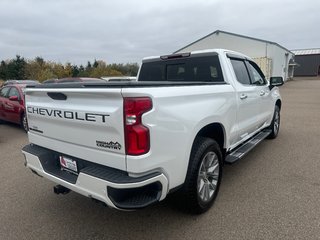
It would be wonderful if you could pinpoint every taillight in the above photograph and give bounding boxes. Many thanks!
[124,97,152,155]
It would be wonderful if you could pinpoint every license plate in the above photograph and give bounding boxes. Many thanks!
[59,156,78,173]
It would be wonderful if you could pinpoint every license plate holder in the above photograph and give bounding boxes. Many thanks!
[59,155,78,174]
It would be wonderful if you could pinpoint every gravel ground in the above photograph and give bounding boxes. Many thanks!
[0,79,320,240]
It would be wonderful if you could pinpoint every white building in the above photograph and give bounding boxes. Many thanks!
[175,30,294,81]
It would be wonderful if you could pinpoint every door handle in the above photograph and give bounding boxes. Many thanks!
[260,90,265,96]
[240,94,248,100]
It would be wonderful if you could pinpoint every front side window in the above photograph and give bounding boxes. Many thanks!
[230,59,251,85]
[8,87,20,99]
[248,61,266,85]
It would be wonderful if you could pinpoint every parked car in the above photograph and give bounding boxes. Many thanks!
[0,84,34,132]
[4,80,39,86]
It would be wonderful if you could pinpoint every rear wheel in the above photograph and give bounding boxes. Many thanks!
[179,137,222,214]
[21,112,28,132]
[267,105,280,139]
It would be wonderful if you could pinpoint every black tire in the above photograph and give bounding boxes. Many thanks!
[267,105,280,139]
[20,112,28,132]
[178,137,223,214]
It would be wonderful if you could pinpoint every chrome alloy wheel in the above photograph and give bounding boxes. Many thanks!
[274,110,280,135]
[197,151,220,203]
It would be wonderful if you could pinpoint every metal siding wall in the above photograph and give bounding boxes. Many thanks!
[176,33,292,81]
[266,44,293,81]
[294,55,320,76]
[176,32,266,57]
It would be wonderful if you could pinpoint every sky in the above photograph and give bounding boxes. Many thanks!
[0,0,319,65]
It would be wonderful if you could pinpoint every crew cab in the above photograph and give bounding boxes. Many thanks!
[22,49,284,213]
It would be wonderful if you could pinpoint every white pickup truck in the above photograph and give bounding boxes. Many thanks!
[22,49,284,213]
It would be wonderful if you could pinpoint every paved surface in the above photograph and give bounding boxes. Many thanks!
[1,79,320,240]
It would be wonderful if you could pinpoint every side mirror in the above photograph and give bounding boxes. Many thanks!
[9,96,19,101]
[270,77,284,87]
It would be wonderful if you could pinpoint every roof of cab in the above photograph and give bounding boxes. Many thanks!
[142,49,251,62]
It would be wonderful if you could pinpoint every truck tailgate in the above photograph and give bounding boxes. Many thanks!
[25,88,126,170]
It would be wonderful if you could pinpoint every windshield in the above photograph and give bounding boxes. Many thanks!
[139,55,224,82]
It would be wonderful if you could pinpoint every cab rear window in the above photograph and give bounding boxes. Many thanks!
[139,55,224,82]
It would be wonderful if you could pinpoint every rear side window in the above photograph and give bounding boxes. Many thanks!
[230,59,251,85]
[139,55,224,82]
[0,87,10,97]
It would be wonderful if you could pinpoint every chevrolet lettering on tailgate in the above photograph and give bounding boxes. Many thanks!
[27,106,109,123]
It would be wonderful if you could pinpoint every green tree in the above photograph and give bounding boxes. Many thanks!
[0,60,8,80]
[109,63,139,76]
[71,65,79,77]
[35,56,45,66]
[6,55,27,79]
[0,55,139,81]
[93,59,99,68]
[25,57,56,81]
[89,60,122,78]
[86,61,92,70]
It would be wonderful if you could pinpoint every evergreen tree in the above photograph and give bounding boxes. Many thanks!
[86,61,92,70]
[0,61,8,80]
[7,55,27,79]
[93,59,99,68]
[35,56,45,66]
[71,65,79,77]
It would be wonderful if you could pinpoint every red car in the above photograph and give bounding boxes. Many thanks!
[0,84,29,132]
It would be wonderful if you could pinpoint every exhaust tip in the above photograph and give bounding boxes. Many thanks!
[53,185,70,195]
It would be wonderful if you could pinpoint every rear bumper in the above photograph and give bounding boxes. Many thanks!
[22,144,168,210]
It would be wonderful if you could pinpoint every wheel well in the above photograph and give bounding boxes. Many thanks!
[195,123,225,152]
[276,99,281,110]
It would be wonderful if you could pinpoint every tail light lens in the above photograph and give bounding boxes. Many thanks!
[124,97,152,155]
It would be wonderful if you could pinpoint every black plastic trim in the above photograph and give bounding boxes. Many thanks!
[47,92,67,100]
[22,144,78,184]
[81,165,160,184]
[22,144,161,184]
[29,128,43,134]
[107,182,162,209]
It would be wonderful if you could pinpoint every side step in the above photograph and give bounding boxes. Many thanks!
[225,130,271,164]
